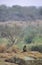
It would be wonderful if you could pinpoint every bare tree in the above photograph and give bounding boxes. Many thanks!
[1,24,23,49]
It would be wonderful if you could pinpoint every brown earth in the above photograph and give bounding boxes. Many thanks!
[0,45,42,65]
[0,45,42,59]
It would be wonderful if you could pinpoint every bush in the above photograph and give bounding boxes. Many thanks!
[31,45,42,53]
[0,45,6,53]
[24,35,34,44]
[6,45,20,53]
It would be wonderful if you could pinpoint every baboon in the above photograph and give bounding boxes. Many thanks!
[23,45,27,52]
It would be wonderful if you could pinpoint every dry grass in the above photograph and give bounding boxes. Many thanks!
[0,45,42,60]
[6,45,20,53]
[0,45,6,53]
[22,51,42,59]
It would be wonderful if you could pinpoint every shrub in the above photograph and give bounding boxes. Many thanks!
[0,45,6,53]
[6,45,20,53]
[24,35,34,44]
[31,45,42,53]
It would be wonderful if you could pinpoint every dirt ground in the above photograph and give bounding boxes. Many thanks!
[0,58,18,65]
[0,45,42,65]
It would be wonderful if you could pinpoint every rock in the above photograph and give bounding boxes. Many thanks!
[5,57,27,65]
[5,56,42,65]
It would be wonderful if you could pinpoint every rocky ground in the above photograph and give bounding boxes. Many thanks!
[0,45,42,65]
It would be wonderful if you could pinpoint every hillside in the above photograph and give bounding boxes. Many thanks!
[0,21,42,52]
[0,5,42,21]
[0,21,42,65]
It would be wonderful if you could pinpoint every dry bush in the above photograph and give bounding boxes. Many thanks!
[6,45,20,53]
[0,44,6,53]
[0,53,13,58]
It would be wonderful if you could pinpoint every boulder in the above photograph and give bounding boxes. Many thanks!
[5,56,42,65]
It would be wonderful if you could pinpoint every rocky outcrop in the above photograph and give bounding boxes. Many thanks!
[5,56,42,65]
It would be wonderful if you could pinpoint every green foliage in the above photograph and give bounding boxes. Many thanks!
[24,25,36,44]
[24,35,34,43]
[0,5,42,21]
[0,19,42,52]
[0,38,9,44]
[30,45,42,53]
[33,36,42,43]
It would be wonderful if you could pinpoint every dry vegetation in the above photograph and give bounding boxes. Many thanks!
[0,45,42,59]
[0,45,6,53]
[0,21,42,65]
